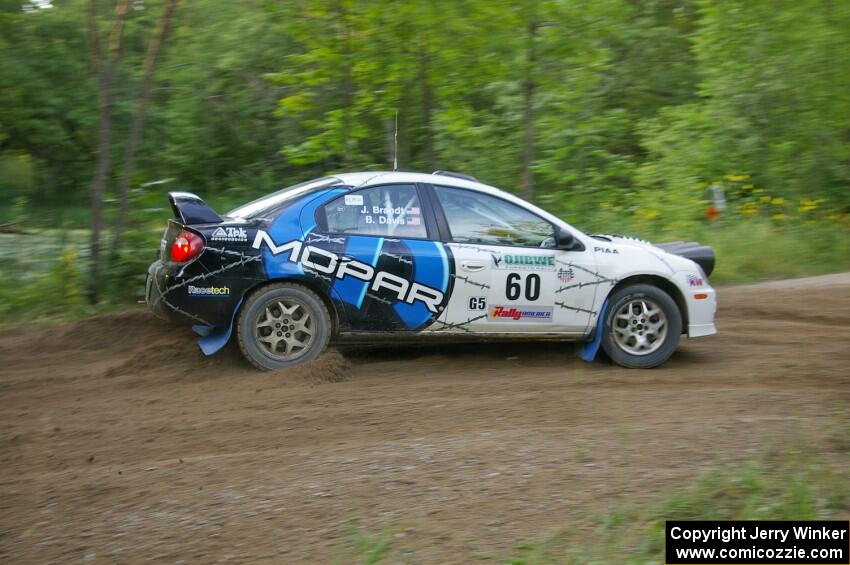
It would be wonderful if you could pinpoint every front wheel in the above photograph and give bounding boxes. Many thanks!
[601,284,682,369]
[237,283,331,371]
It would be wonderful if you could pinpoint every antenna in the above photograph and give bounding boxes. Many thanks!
[393,111,398,172]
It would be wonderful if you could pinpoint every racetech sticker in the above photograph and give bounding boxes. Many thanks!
[187,285,231,297]
[489,305,553,322]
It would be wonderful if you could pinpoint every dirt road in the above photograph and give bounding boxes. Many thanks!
[1,276,849,563]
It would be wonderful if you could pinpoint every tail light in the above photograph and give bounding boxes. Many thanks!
[170,230,204,262]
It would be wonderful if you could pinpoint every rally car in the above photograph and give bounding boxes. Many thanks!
[146,171,717,370]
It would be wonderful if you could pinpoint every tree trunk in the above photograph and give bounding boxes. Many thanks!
[520,16,538,202]
[419,47,434,171]
[112,0,178,258]
[86,0,132,304]
[338,1,353,167]
[386,116,395,168]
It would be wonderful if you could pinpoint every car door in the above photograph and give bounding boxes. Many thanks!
[427,184,598,334]
[314,183,452,333]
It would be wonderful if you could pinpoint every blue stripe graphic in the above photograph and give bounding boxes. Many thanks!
[333,236,384,308]
[393,240,449,329]
[262,188,345,279]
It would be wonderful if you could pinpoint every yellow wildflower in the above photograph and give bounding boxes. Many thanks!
[740,202,758,216]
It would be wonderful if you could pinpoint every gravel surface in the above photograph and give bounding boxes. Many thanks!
[1,275,849,563]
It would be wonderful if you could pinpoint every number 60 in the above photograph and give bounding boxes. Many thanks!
[506,273,540,301]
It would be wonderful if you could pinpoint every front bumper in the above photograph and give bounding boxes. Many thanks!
[688,321,717,337]
[683,285,717,338]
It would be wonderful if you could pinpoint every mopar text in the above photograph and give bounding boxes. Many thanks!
[252,230,444,313]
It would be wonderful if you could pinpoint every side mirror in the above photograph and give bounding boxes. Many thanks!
[554,227,576,250]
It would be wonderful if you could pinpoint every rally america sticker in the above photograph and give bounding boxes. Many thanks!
[489,305,553,322]
[210,226,248,242]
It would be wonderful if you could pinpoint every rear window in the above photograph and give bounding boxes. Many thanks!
[227,177,340,220]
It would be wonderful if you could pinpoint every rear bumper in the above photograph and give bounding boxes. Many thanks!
[145,259,236,328]
[145,235,266,330]
[145,254,255,328]
[145,260,196,325]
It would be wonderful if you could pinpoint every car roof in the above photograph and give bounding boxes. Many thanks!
[329,171,567,229]
[332,171,511,200]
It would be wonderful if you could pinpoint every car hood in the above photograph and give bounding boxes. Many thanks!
[592,234,715,276]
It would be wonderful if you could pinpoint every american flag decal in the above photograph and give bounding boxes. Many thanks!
[558,267,574,283]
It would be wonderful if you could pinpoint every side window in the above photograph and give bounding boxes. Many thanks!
[323,184,427,239]
[433,185,555,248]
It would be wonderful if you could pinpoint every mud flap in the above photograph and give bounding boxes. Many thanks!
[579,299,609,362]
[192,324,214,337]
[195,297,243,356]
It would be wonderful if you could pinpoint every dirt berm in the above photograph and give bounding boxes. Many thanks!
[1,274,849,562]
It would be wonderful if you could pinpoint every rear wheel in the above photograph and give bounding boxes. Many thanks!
[601,284,682,369]
[237,283,331,371]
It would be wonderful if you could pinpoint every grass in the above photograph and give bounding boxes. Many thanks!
[333,523,396,565]
[335,452,849,563]
[506,455,849,564]
[689,221,850,284]
[573,214,850,285]
[0,228,161,326]
[1,214,848,325]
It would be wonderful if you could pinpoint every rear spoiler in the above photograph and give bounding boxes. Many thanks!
[168,192,223,224]
[655,241,716,277]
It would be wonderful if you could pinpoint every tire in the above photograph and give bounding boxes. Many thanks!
[236,283,331,371]
[601,283,682,369]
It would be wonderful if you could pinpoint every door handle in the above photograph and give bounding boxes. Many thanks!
[461,261,484,272]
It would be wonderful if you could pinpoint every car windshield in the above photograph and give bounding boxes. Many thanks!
[227,177,340,220]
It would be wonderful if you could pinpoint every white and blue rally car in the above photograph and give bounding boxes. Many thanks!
[146,171,717,370]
